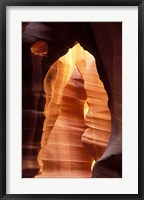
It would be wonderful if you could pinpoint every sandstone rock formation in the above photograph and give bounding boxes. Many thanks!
[36,44,111,178]
[22,22,122,178]
[22,50,45,177]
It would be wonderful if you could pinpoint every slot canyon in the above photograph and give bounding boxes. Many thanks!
[22,22,122,178]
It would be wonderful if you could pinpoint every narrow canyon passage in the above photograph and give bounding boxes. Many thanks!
[22,22,122,178]
[36,44,111,178]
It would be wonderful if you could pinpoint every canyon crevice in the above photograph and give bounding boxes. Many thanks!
[22,22,122,178]
[35,44,111,178]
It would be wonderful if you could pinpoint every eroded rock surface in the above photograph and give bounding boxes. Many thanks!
[22,22,122,178]
[36,44,111,178]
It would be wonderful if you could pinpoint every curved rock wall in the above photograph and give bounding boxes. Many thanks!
[22,22,122,178]
[36,44,110,177]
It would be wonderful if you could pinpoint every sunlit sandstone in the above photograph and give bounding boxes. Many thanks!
[36,44,111,178]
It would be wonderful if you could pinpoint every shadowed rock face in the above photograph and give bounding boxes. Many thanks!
[22,22,122,178]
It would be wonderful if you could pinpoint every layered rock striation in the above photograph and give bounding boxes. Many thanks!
[36,44,111,178]
[22,22,122,178]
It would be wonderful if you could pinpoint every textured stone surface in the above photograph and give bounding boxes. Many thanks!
[22,48,45,177]
[37,65,92,177]
[36,44,110,178]
[22,22,122,178]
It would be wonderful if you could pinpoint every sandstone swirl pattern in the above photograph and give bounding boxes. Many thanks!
[36,44,111,178]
